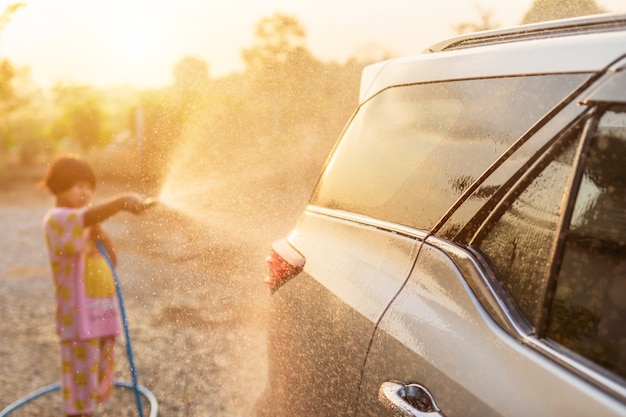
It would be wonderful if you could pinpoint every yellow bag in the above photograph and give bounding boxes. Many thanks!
[84,255,116,297]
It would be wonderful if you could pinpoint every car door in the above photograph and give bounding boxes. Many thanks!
[258,212,422,417]
[355,74,626,417]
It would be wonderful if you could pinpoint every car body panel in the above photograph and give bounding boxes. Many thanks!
[259,14,626,417]
[582,57,626,105]
[360,32,626,103]
[425,13,626,53]
[357,241,626,417]
[257,211,422,416]
[289,211,423,322]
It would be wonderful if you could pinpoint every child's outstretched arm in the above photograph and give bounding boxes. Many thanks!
[84,193,146,227]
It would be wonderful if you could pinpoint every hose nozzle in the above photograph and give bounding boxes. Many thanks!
[143,198,159,209]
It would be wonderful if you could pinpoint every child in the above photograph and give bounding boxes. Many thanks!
[40,155,148,417]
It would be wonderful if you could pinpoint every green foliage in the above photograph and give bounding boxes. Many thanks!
[116,13,371,189]
[238,12,359,151]
[2,5,622,185]
[0,61,50,165]
[0,2,26,32]
[51,84,107,152]
[242,13,307,70]
[0,60,15,101]
[1,12,372,185]
[6,110,48,164]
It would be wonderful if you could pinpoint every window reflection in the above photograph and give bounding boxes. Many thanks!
[475,139,577,326]
[312,75,586,231]
[547,109,626,379]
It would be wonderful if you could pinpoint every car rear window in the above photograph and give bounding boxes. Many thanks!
[310,74,588,231]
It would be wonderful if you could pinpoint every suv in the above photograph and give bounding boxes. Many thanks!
[258,14,626,417]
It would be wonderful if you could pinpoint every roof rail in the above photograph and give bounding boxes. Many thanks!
[426,13,626,53]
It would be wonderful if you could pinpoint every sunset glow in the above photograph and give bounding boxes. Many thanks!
[2,0,626,88]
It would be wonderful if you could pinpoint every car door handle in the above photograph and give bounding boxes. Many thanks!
[379,381,446,417]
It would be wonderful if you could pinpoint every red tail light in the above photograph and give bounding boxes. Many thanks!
[265,238,305,294]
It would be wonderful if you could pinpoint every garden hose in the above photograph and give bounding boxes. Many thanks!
[0,242,158,417]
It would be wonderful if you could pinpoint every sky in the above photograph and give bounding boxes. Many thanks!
[1,0,626,89]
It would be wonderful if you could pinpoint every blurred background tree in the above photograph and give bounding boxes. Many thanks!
[173,55,210,115]
[51,84,106,152]
[241,13,319,139]
[0,2,25,32]
[522,0,606,23]
[0,59,17,154]
[0,2,618,182]
[0,3,26,167]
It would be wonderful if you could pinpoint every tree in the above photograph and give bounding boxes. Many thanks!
[522,0,606,24]
[241,13,323,138]
[0,3,26,166]
[0,3,26,103]
[0,60,15,107]
[242,13,308,70]
[173,56,209,92]
[172,56,210,116]
[52,84,106,152]
[2,66,52,164]
[0,2,25,32]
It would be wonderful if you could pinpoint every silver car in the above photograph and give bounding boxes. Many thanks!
[258,14,626,417]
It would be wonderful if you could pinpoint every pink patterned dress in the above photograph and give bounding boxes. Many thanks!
[43,206,121,415]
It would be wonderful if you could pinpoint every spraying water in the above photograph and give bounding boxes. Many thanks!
[145,116,236,235]
[134,96,319,287]
[156,177,225,225]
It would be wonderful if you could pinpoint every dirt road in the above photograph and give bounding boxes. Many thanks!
[0,163,292,417]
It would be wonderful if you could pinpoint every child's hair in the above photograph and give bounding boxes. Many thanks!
[40,155,96,194]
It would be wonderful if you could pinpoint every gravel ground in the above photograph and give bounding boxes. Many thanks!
[0,163,296,417]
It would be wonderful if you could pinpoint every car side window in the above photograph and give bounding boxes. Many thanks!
[311,75,587,231]
[473,134,579,327]
[545,108,626,379]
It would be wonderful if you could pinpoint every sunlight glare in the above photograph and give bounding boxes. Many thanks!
[113,14,160,62]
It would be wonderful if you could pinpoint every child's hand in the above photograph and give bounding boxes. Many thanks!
[122,193,148,214]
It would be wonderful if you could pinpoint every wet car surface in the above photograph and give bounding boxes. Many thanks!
[257,14,626,417]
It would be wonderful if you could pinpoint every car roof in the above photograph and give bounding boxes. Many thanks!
[359,13,626,104]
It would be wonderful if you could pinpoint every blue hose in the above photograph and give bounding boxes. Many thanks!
[0,242,158,417]
[97,240,148,417]
[0,382,158,417]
